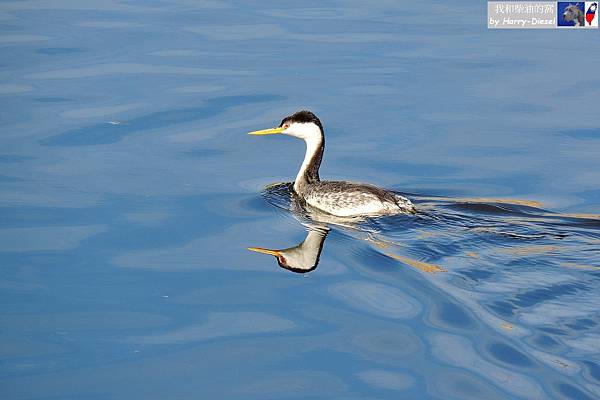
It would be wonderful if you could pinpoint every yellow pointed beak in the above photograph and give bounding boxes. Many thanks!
[247,247,281,256]
[247,127,285,135]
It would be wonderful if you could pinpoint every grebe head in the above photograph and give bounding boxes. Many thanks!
[279,110,323,141]
[248,110,326,190]
[248,110,323,143]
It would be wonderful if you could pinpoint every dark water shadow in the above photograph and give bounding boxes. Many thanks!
[35,47,86,55]
[41,94,283,146]
[558,128,600,140]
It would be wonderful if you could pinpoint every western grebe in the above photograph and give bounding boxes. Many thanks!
[248,110,415,217]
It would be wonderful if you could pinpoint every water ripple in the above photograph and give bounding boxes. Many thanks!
[356,369,415,391]
[129,312,295,344]
[41,95,282,146]
[328,281,421,319]
[429,333,544,399]
[29,63,254,80]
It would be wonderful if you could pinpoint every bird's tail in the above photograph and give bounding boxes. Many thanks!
[395,194,417,214]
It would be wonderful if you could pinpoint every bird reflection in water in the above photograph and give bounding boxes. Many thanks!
[247,186,370,273]
[248,225,328,273]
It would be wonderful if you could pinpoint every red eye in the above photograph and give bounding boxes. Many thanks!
[283,123,289,129]
[278,255,287,265]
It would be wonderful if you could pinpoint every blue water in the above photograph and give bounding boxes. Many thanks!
[1,1,600,399]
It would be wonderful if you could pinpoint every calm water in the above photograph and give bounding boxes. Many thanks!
[1,1,600,399]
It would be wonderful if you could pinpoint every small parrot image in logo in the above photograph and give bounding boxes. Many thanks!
[587,2,598,25]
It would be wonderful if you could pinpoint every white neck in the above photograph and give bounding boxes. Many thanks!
[294,134,323,193]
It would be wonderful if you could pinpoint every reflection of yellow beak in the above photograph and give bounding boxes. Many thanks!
[247,127,285,135]
[247,247,281,256]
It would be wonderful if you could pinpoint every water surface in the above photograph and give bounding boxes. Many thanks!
[1,1,599,399]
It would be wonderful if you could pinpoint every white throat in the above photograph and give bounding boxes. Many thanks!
[280,121,324,193]
[282,122,323,193]
[294,134,322,192]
